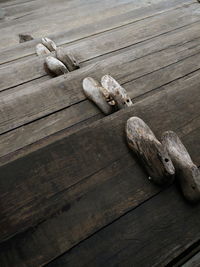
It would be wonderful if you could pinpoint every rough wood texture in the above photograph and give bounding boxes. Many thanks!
[18,33,33,43]
[162,131,200,202]
[41,37,57,52]
[45,56,68,76]
[47,186,200,267]
[56,48,79,71]
[0,1,199,266]
[82,77,113,115]
[35,43,50,56]
[0,79,199,266]
[126,117,175,185]
[101,75,133,109]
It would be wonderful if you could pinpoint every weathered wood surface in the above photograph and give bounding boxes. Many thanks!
[0,76,199,266]
[1,39,200,163]
[1,2,199,92]
[47,186,200,267]
[162,131,200,203]
[0,1,200,266]
[0,0,192,63]
[126,117,174,185]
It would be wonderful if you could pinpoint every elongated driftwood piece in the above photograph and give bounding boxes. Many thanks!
[82,77,114,115]
[36,43,51,56]
[101,75,133,109]
[162,131,200,203]
[56,48,80,71]
[42,37,57,52]
[45,56,68,76]
[126,117,175,185]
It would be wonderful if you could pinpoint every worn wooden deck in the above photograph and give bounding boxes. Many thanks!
[0,0,200,266]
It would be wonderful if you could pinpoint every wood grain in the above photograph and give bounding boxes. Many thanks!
[1,3,199,92]
[0,0,194,64]
[47,186,200,267]
[0,76,199,266]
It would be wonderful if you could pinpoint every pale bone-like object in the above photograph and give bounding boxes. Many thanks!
[126,117,175,185]
[36,43,51,56]
[45,56,68,76]
[101,75,133,109]
[42,37,57,52]
[56,47,79,71]
[162,131,200,203]
[82,77,114,115]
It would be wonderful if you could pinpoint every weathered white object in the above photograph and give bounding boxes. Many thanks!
[101,75,133,109]
[56,48,79,71]
[36,43,51,56]
[82,77,113,115]
[42,37,57,52]
[45,56,68,76]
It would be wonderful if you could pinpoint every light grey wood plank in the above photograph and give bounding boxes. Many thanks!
[0,0,194,64]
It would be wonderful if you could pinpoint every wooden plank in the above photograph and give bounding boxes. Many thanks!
[182,251,200,267]
[1,36,200,162]
[1,3,200,92]
[0,0,165,50]
[0,75,199,266]
[0,2,199,90]
[47,186,200,267]
[0,0,194,64]
[1,26,200,135]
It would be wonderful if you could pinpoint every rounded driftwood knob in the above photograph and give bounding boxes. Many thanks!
[45,56,68,76]
[126,117,175,185]
[162,131,200,203]
[83,77,114,115]
[101,75,133,109]
[42,37,57,52]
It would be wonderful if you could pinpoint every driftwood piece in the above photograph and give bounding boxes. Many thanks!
[101,75,133,109]
[126,117,175,185]
[42,37,57,52]
[19,34,34,43]
[56,48,80,71]
[82,77,114,115]
[45,56,68,76]
[35,43,51,56]
[162,131,200,203]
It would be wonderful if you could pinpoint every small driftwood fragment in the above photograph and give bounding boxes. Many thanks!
[19,33,34,43]
[42,37,57,52]
[36,43,51,56]
[45,56,68,76]
[56,48,79,71]
[162,131,200,203]
[126,117,175,185]
[82,77,114,115]
[101,75,133,109]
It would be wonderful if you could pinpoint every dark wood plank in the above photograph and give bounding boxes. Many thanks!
[0,75,199,266]
[47,186,200,267]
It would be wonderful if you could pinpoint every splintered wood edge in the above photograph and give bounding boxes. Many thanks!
[101,74,133,109]
[162,131,200,203]
[82,77,113,115]
[126,116,175,185]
